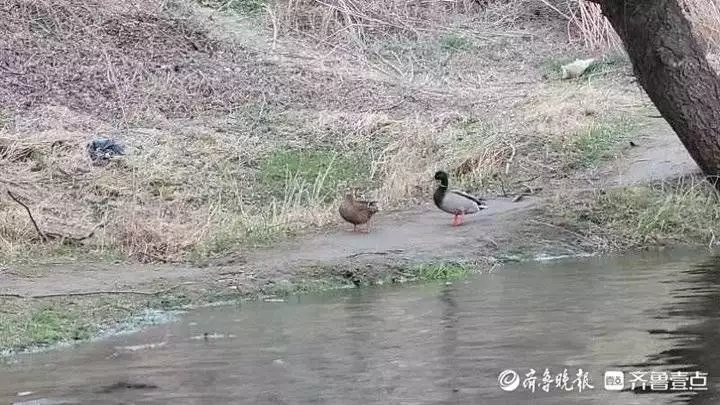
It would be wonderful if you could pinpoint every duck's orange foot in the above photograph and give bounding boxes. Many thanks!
[451,213,465,226]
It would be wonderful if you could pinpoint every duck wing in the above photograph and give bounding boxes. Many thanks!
[451,190,486,206]
[438,190,486,214]
[354,200,378,213]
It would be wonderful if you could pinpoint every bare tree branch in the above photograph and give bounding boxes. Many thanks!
[7,189,103,244]
[0,285,185,300]
[7,190,48,242]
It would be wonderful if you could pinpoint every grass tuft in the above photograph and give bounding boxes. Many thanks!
[412,262,472,281]
[439,33,473,52]
[540,52,629,81]
[197,0,266,15]
[26,308,94,345]
[552,177,720,249]
[259,149,372,203]
[556,116,636,170]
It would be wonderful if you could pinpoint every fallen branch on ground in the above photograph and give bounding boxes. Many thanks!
[345,249,405,259]
[6,190,102,245]
[7,190,47,242]
[0,285,185,300]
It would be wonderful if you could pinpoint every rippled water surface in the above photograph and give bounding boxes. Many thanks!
[3,250,720,404]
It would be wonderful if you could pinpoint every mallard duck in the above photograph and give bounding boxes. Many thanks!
[339,193,379,233]
[433,170,487,226]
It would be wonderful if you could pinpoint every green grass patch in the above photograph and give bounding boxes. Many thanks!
[0,258,489,355]
[557,116,637,170]
[540,52,629,81]
[0,290,194,356]
[582,53,629,77]
[196,0,265,15]
[258,149,373,203]
[439,33,473,52]
[411,262,471,281]
[1,299,129,353]
[556,179,720,248]
[25,307,94,345]
[265,260,488,299]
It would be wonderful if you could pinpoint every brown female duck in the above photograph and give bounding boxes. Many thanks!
[339,193,379,233]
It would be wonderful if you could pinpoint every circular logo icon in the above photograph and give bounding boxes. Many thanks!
[498,369,520,392]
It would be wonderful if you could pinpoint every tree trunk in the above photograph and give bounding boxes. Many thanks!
[589,0,720,184]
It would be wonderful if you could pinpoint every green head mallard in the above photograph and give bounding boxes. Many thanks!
[433,170,487,226]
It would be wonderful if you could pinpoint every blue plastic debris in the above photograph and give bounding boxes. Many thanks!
[87,138,125,165]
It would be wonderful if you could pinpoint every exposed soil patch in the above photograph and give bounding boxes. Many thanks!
[603,121,701,187]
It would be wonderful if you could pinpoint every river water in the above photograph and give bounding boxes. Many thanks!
[2,250,720,404]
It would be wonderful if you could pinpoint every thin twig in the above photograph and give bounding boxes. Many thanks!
[7,190,48,242]
[0,285,184,300]
[6,189,103,244]
[346,249,404,259]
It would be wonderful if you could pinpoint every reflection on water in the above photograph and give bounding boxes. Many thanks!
[1,249,720,404]
[617,254,720,404]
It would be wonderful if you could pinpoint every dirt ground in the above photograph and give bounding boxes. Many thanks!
[604,123,701,187]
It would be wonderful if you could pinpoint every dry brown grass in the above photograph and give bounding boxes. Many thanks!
[0,0,689,264]
[683,0,720,50]
[536,0,720,53]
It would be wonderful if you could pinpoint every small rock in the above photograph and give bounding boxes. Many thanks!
[561,58,596,80]
[191,333,236,341]
[87,138,125,166]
